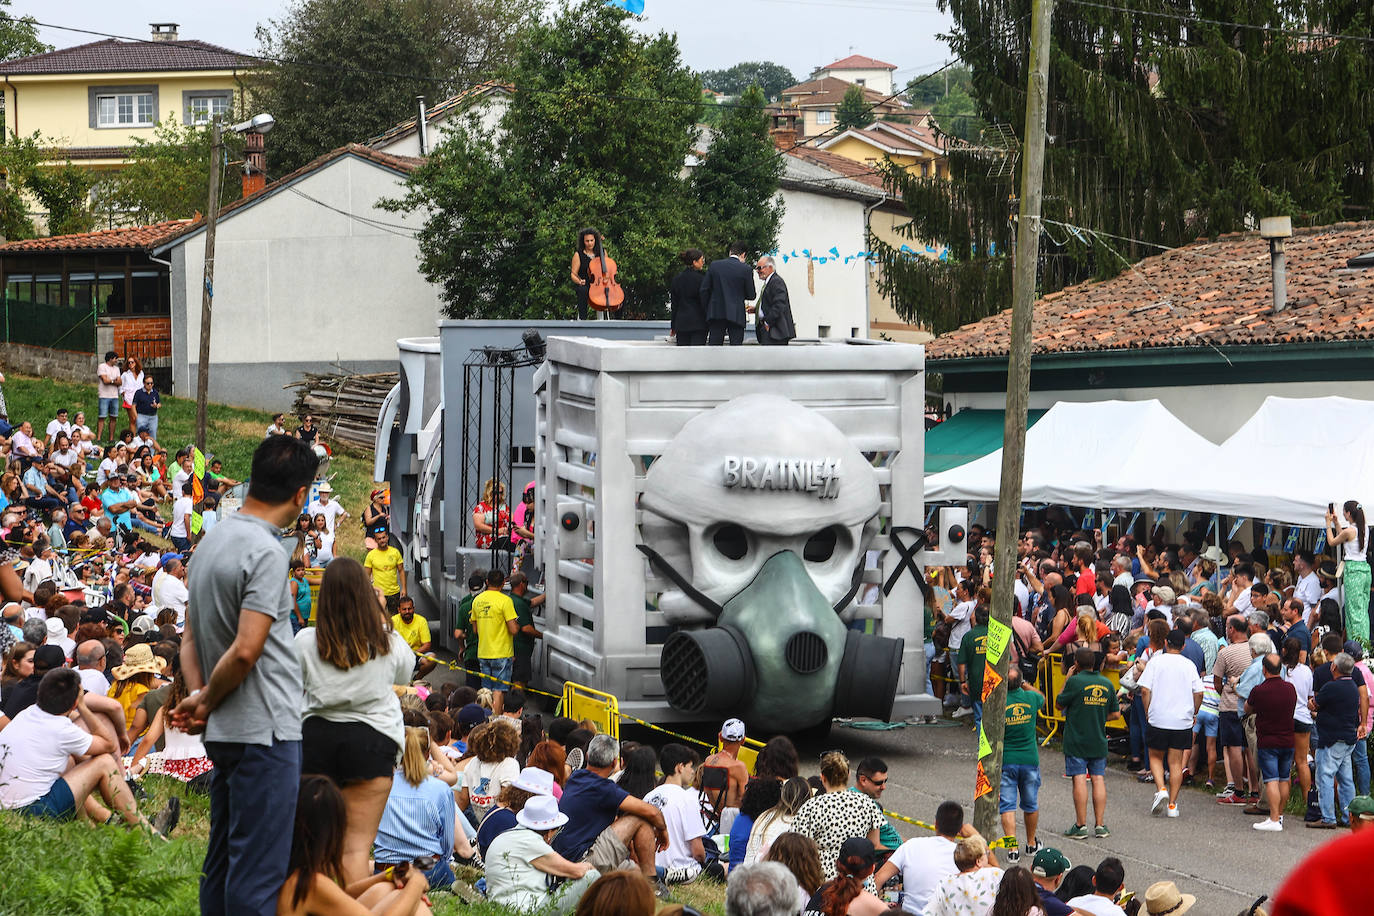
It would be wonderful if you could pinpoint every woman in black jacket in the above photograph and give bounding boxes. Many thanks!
[669,248,707,346]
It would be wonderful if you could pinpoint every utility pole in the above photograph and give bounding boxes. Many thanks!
[973,0,1054,842]
[195,121,223,454]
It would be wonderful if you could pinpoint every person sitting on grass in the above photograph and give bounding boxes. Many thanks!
[0,667,178,837]
[278,774,432,916]
[486,794,600,915]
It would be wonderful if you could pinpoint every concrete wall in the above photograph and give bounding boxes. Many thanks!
[375,96,509,158]
[0,342,94,384]
[942,378,1374,444]
[816,67,895,95]
[167,154,444,410]
[771,187,871,339]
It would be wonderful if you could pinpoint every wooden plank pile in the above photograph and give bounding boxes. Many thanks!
[285,367,398,453]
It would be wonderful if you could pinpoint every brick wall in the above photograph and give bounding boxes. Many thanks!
[0,342,96,384]
[112,316,172,359]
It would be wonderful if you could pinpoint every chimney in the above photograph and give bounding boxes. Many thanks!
[416,97,428,156]
[242,130,266,197]
[770,127,797,151]
[150,23,180,42]
[1259,216,1292,312]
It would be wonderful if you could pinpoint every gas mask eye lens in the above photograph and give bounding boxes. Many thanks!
[803,527,839,563]
[712,524,749,561]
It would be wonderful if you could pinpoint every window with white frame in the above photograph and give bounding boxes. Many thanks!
[96,92,154,127]
[816,110,833,125]
[188,95,229,124]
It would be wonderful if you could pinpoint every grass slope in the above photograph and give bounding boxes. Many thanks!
[1,374,376,560]
[0,777,727,915]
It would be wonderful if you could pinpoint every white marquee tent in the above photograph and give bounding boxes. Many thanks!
[923,397,1374,529]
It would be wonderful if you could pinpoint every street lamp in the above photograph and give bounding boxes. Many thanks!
[195,112,274,454]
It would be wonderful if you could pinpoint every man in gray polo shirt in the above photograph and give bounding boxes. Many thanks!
[172,435,318,916]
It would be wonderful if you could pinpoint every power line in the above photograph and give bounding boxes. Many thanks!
[1062,0,1374,45]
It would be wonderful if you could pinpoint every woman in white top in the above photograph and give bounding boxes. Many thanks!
[295,556,414,884]
[1282,637,1315,806]
[744,776,811,865]
[119,357,143,436]
[485,795,597,915]
[129,671,213,785]
[459,719,521,825]
[1327,500,1370,643]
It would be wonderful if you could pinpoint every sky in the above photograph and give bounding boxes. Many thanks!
[28,0,956,86]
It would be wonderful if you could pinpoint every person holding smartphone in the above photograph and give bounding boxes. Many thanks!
[1327,500,1371,643]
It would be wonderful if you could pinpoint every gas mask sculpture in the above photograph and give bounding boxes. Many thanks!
[639,394,905,732]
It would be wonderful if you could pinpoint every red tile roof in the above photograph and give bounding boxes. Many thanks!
[786,147,888,191]
[0,38,249,75]
[926,222,1374,361]
[779,76,905,110]
[822,54,898,71]
[0,220,192,253]
[153,144,424,250]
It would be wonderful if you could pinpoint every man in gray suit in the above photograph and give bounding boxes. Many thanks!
[750,256,796,346]
[700,242,756,346]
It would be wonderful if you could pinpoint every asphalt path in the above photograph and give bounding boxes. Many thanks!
[812,717,1331,914]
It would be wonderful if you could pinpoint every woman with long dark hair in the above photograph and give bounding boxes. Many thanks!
[297,556,414,883]
[616,744,659,800]
[570,228,604,321]
[1327,500,1370,642]
[1282,635,1314,804]
[669,248,707,346]
[278,774,431,916]
[808,837,888,916]
[764,832,825,912]
[989,866,1041,916]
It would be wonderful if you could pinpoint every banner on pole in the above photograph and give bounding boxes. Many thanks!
[975,760,993,797]
[985,618,1012,666]
[981,666,1003,702]
[977,725,991,759]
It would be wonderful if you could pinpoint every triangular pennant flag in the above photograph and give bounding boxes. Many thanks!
[981,665,1003,703]
[975,760,993,797]
[977,724,991,758]
[190,447,207,536]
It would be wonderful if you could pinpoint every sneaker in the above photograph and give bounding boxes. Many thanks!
[149,796,180,839]
[1136,771,1158,783]
[663,866,701,885]
[702,861,727,882]
[1180,768,1194,785]
[653,879,673,900]
[952,707,973,718]
[1025,842,1042,858]
[1151,790,1169,816]
[1305,821,1338,829]
[1063,824,1089,838]
[1205,780,1215,790]
[1005,848,1021,864]
[1254,819,1283,832]
[1216,792,1248,806]
[1093,825,1111,838]
[1166,803,1180,818]
[1216,783,1237,798]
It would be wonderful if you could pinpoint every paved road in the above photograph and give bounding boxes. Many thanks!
[820,718,1329,914]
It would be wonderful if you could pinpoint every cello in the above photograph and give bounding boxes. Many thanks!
[587,246,624,314]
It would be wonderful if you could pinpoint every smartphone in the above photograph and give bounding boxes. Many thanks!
[1330,502,1336,514]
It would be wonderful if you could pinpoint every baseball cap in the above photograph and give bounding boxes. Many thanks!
[130,614,157,635]
[1032,847,1070,878]
[721,718,747,742]
[1151,585,1176,605]
[33,644,66,670]
[1345,640,1366,661]
[457,703,489,729]
[160,553,184,568]
[838,837,877,868]
[1349,795,1374,819]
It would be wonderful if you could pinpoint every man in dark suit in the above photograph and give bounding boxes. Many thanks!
[751,256,796,346]
[700,241,755,346]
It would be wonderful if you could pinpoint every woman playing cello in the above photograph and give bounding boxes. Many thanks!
[570,228,602,320]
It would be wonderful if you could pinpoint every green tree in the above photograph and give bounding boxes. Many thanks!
[873,0,1374,336]
[691,85,783,257]
[0,0,50,62]
[904,64,973,107]
[251,0,533,174]
[381,0,702,319]
[698,61,796,100]
[835,84,875,130]
[27,163,95,236]
[930,86,982,142]
[95,118,245,224]
[0,131,40,239]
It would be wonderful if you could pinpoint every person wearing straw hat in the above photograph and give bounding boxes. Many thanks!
[107,643,166,731]
[1143,880,1195,915]
[486,793,599,915]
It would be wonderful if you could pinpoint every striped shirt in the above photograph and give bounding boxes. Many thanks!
[373,771,454,865]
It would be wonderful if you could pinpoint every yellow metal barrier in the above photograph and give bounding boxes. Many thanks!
[562,681,621,740]
[719,736,766,774]
[1035,651,1128,747]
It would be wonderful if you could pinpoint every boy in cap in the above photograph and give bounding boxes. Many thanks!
[1030,848,1073,916]
[701,718,751,815]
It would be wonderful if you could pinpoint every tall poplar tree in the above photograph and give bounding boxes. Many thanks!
[873,0,1374,335]
[691,85,784,258]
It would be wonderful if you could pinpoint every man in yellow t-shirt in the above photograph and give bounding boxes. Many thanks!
[391,595,434,680]
[364,529,406,614]
[471,568,518,696]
